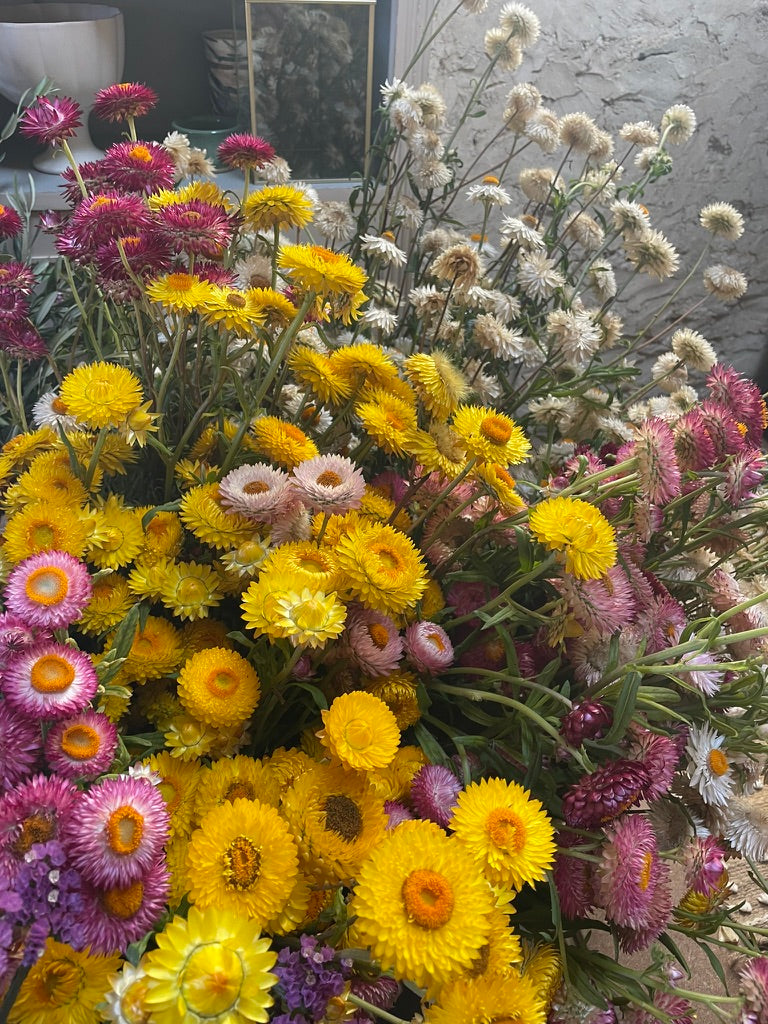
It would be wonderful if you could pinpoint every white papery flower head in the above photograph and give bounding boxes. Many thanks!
[670,329,718,372]
[619,120,660,146]
[661,103,697,144]
[466,176,512,206]
[499,2,541,47]
[703,263,748,301]
[360,232,407,267]
[651,352,689,393]
[686,724,734,808]
[699,202,745,241]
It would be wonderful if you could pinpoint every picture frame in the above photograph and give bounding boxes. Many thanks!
[244,0,377,182]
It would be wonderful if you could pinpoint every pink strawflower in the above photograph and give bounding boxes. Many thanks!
[59,160,112,207]
[291,454,366,514]
[633,592,687,655]
[0,261,36,293]
[683,836,726,896]
[343,606,404,676]
[557,566,637,637]
[61,775,169,888]
[0,703,42,794]
[738,956,768,1021]
[0,202,23,239]
[707,363,768,446]
[673,409,718,471]
[699,399,747,461]
[446,580,500,619]
[154,199,236,258]
[560,700,613,747]
[19,95,82,146]
[596,814,665,928]
[410,764,461,828]
[0,773,78,868]
[369,470,409,504]
[5,551,93,630]
[0,320,48,361]
[349,976,400,1014]
[615,874,672,953]
[562,759,650,828]
[0,612,50,667]
[269,499,312,545]
[193,260,238,287]
[624,725,679,801]
[66,191,151,251]
[73,857,170,954]
[101,140,177,194]
[553,833,596,917]
[404,621,454,674]
[94,233,174,300]
[0,284,29,323]
[723,449,767,505]
[634,417,681,504]
[384,800,414,829]
[44,709,119,781]
[218,463,293,523]
[93,82,158,123]
[218,133,276,171]
[2,642,98,721]
[708,569,766,659]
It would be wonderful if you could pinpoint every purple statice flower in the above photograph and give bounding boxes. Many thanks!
[410,764,461,829]
[275,934,352,1020]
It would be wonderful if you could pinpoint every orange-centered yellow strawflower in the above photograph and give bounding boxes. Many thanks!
[335,520,428,616]
[320,690,401,771]
[177,647,261,727]
[59,361,143,430]
[528,495,617,580]
[452,404,532,464]
[8,938,120,1024]
[278,243,367,297]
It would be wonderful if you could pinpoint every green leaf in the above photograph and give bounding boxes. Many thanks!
[700,941,727,988]
[413,722,448,766]
[141,502,181,528]
[603,671,641,744]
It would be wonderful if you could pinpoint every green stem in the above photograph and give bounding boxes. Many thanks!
[14,358,27,432]
[84,427,110,489]
[60,139,87,198]
[347,994,410,1024]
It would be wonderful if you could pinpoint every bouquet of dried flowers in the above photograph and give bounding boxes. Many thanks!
[1,4,768,1024]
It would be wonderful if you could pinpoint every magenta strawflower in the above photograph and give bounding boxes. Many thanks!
[553,833,596,918]
[19,95,82,146]
[634,417,681,504]
[1,642,99,721]
[615,875,672,953]
[673,409,717,471]
[0,703,42,794]
[445,579,500,618]
[61,775,169,888]
[595,814,667,929]
[0,612,50,668]
[59,160,112,206]
[738,956,768,1020]
[5,551,93,630]
[384,800,414,829]
[683,836,726,896]
[698,399,747,461]
[624,725,678,801]
[343,606,404,677]
[562,758,650,828]
[93,82,159,123]
[218,132,276,170]
[67,190,151,250]
[101,140,177,194]
[0,261,36,293]
[0,202,23,239]
[219,463,293,522]
[291,454,366,514]
[560,700,613,747]
[193,260,238,286]
[707,363,768,446]
[74,857,170,954]
[410,764,461,828]
[0,285,29,323]
[154,199,236,259]
[45,709,119,781]
[723,449,767,505]
[0,774,78,868]
[0,320,47,361]
[94,233,175,299]
[404,621,454,674]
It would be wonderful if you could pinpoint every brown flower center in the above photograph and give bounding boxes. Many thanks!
[226,292,246,308]
[11,813,55,856]
[323,794,362,842]
[316,470,343,488]
[367,623,390,649]
[243,480,270,495]
[224,781,255,802]
[224,835,261,890]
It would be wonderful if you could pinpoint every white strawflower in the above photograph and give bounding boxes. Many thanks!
[547,308,602,368]
[661,104,697,144]
[587,260,617,302]
[619,121,660,146]
[32,390,81,432]
[686,723,734,808]
[519,166,564,204]
[581,163,622,204]
[389,96,422,133]
[409,285,446,320]
[162,130,192,176]
[363,306,398,332]
[699,202,745,241]
[389,194,423,230]
[461,0,489,11]
[484,27,523,69]
[646,395,675,420]
[625,229,680,280]
[517,252,565,299]
[466,176,512,206]
[500,215,546,251]
[465,286,521,321]
[413,83,446,129]
[234,253,272,290]
[635,147,673,174]
[651,351,689,393]
[464,359,502,403]
[559,112,599,153]
[564,212,604,252]
[473,313,527,360]
[360,232,407,267]
[409,128,444,161]
[413,158,452,189]
[722,792,768,860]
[703,263,748,301]
[259,156,291,183]
[314,200,355,246]
[499,3,541,46]
[504,82,541,131]
[528,394,576,426]
[668,385,699,414]
[611,199,651,237]
[627,401,651,424]
[524,108,562,153]
[587,129,615,165]
[670,328,718,372]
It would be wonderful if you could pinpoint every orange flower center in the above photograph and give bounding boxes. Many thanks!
[493,465,515,488]
[130,144,152,163]
[11,813,55,856]
[205,668,240,699]
[30,654,75,694]
[51,397,69,414]
[226,292,246,308]
[401,869,454,928]
[708,748,729,776]
[316,470,343,488]
[483,174,500,184]
[373,543,403,573]
[382,230,396,241]
[25,565,69,606]
[224,781,255,802]
[106,805,145,855]
[60,724,100,761]
[37,957,84,1006]
[224,835,261,890]
[368,623,390,649]
[426,631,446,652]
[243,480,270,495]
[480,415,512,445]
[281,423,307,442]
[323,794,363,842]
[487,807,526,852]
[638,851,653,891]
[91,195,116,209]
[167,273,194,290]
[101,879,144,919]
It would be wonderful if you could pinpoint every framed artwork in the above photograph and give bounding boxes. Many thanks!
[244,0,377,182]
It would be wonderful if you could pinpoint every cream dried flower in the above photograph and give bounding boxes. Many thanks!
[389,194,423,230]
[559,112,599,153]
[581,164,622,204]
[499,2,541,47]
[314,201,355,246]
[185,149,216,178]
[413,158,452,189]
[464,359,502,402]
[517,251,565,299]
[360,232,407,267]
[363,306,398,332]
[611,199,651,237]
[500,215,546,251]
[260,156,292,183]
[524,108,562,153]
[651,352,689,393]
[389,95,422,134]
[597,311,624,348]
[668,385,699,414]
[466,176,512,206]
[162,130,192,174]
[503,82,541,131]
[473,313,527,360]
[409,128,445,161]
[408,285,447,320]
[465,286,521,321]
[234,253,272,290]
[564,212,604,251]
[625,229,680,279]
[619,121,660,146]
[670,329,718,372]
[528,394,578,427]
[547,308,602,367]
[635,147,673,174]
[519,167,564,204]
[413,83,446,129]
[587,260,617,302]
[703,263,748,301]
[430,243,485,291]
[484,27,523,70]
[661,104,697,144]
[699,202,745,241]
[587,129,615,164]
[420,227,461,254]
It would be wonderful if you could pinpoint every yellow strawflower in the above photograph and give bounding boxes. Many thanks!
[8,938,120,1024]
[59,361,143,429]
[528,495,617,579]
[177,646,260,727]
[320,691,401,771]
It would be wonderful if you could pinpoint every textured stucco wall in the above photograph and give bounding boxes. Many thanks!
[418,0,768,379]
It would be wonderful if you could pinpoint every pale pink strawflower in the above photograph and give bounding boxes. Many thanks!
[633,592,687,655]
[218,463,293,523]
[404,621,454,674]
[291,454,366,514]
[74,857,170,954]
[343,606,404,677]
[673,409,717,471]
[624,725,679,801]
[634,417,681,505]
[5,550,93,629]
[738,956,768,1020]
[683,836,726,896]
[707,363,767,446]
[596,814,665,929]
[553,833,596,917]
[722,450,767,506]
[698,400,747,460]
[45,709,119,781]
[2,642,99,721]
[0,612,50,668]
[557,567,637,637]
[384,800,414,829]
[410,764,461,829]
[615,876,672,953]
[62,775,169,888]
